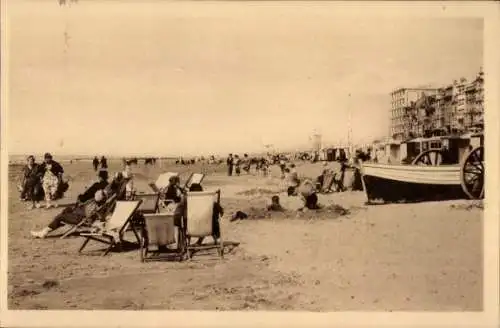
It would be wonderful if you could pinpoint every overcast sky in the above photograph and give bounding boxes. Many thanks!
[7,1,483,156]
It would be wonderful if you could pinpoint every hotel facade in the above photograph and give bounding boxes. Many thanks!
[389,69,484,142]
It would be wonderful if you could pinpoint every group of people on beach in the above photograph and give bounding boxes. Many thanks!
[28,157,223,247]
[92,156,108,171]
[25,148,369,240]
[30,163,135,239]
[226,153,284,177]
[18,153,68,209]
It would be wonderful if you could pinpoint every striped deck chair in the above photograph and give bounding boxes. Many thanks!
[59,194,118,239]
[184,173,205,190]
[78,200,143,256]
[185,190,224,259]
[320,171,336,194]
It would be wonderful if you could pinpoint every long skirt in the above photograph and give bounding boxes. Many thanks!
[42,174,59,201]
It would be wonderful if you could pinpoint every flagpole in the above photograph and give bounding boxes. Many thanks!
[348,93,353,156]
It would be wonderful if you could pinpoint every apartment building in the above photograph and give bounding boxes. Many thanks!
[389,68,484,140]
[463,70,484,129]
[390,88,438,141]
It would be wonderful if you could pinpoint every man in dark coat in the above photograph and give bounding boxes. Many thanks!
[226,154,234,176]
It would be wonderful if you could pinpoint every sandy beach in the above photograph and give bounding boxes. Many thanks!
[7,159,483,311]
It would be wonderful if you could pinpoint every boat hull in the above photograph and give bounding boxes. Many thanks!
[360,164,465,203]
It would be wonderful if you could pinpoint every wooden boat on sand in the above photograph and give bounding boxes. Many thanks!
[360,146,484,203]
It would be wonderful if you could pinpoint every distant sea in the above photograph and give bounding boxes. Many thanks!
[8,154,178,165]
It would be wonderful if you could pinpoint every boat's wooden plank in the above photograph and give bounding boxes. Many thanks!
[362,163,461,172]
[361,164,461,185]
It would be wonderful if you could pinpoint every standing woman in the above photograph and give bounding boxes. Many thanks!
[234,154,241,176]
[92,156,99,171]
[40,153,64,208]
[19,155,44,209]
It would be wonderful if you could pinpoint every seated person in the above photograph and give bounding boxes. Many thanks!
[30,190,107,239]
[297,178,321,210]
[104,172,125,198]
[77,169,109,204]
[122,171,136,200]
[164,175,184,203]
[267,195,285,212]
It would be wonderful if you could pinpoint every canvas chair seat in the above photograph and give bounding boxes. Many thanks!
[132,192,161,214]
[320,172,336,193]
[139,212,184,262]
[184,173,205,190]
[78,200,143,256]
[149,172,179,193]
[185,189,224,259]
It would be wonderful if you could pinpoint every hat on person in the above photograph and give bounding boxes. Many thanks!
[44,153,53,160]
[94,190,105,202]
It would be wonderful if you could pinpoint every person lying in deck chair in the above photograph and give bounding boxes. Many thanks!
[104,172,129,200]
[173,183,224,246]
[30,190,108,239]
[77,169,109,204]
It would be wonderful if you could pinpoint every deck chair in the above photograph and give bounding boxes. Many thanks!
[184,173,206,190]
[59,194,118,239]
[133,192,161,214]
[185,190,224,259]
[78,200,143,256]
[321,172,336,193]
[148,172,179,193]
[140,212,185,262]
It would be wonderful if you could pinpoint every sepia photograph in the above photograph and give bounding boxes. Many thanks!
[1,0,499,327]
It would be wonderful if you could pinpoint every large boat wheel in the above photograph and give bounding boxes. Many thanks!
[460,146,484,199]
[412,149,443,166]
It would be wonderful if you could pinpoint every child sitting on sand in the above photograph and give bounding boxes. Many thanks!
[293,178,321,210]
[267,195,285,212]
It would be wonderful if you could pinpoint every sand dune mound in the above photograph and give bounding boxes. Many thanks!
[233,203,352,221]
[236,188,279,197]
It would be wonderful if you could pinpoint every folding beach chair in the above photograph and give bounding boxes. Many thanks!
[185,190,224,259]
[133,192,161,214]
[148,172,179,193]
[321,172,336,194]
[59,194,118,239]
[139,212,185,262]
[184,173,206,190]
[78,200,143,256]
